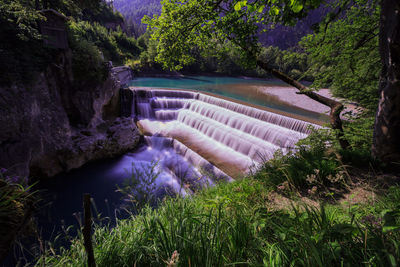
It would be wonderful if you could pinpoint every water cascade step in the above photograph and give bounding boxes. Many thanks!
[130,88,321,177]
[142,136,231,192]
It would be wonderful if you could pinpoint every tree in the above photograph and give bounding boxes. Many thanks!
[144,0,350,149]
[372,0,400,163]
[0,0,46,85]
[300,0,380,110]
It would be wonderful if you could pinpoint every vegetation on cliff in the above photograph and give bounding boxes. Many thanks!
[0,0,138,86]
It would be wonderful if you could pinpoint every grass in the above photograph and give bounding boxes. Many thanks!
[0,169,37,262]
[36,179,400,266]
[34,125,400,266]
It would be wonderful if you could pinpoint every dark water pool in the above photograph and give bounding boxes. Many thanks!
[34,138,199,244]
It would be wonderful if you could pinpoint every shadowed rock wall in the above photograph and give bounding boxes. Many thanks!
[0,51,139,178]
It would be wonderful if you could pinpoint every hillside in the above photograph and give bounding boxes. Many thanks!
[113,0,328,49]
[113,0,161,37]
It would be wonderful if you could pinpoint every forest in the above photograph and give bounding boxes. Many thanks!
[1,0,400,266]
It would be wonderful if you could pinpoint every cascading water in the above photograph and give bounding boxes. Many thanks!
[27,82,323,265]
[130,88,320,178]
[33,134,229,257]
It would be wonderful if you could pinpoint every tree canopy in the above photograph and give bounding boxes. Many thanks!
[144,0,324,71]
[301,0,380,110]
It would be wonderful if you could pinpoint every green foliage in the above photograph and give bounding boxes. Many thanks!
[68,19,140,65]
[112,31,140,56]
[69,38,108,85]
[342,112,375,152]
[254,128,343,192]
[258,46,313,80]
[137,36,161,71]
[301,0,380,109]
[0,0,141,87]
[0,0,43,42]
[133,33,311,78]
[36,177,400,266]
[260,203,400,266]
[82,1,124,23]
[69,20,112,62]
[0,171,33,226]
[37,189,263,266]
[144,0,323,72]
[0,0,49,85]
[254,113,380,196]
[113,0,161,37]
[0,169,37,260]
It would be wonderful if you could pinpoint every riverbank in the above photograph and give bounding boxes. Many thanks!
[259,86,360,116]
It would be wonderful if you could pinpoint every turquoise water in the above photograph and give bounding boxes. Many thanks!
[128,76,328,122]
[128,76,284,88]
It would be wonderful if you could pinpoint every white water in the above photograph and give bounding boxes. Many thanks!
[111,135,232,197]
[131,88,320,177]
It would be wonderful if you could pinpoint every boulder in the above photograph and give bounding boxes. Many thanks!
[30,118,140,176]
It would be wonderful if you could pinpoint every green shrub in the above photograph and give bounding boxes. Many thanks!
[0,0,50,85]
[68,20,120,61]
[254,128,343,193]
[255,113,379,193]
[112,31,140,57]
[70,38,107,85]
[0,169,37,261]
[342,112,374,151]
[68,19,141,68]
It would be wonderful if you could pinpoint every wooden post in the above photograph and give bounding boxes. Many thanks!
[83,194,96,267]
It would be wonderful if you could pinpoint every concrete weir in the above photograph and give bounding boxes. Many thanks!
[126,88,320,179]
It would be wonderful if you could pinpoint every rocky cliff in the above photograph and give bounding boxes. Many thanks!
[0,50,139,178]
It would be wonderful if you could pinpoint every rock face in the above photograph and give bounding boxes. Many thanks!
[30,117,140,176]
[112,66,134,86]
[0,51,139,178]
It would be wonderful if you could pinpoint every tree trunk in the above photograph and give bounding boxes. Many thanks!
[372,0,400,163]
[256,60,351,150]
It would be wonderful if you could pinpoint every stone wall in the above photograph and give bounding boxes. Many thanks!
[111,66,134,87]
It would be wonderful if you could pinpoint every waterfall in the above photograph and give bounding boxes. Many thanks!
[131,88,320,178]
[143,135,231,190]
